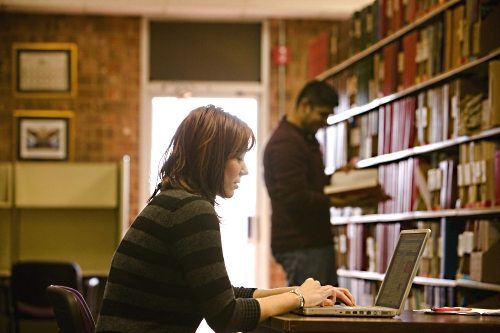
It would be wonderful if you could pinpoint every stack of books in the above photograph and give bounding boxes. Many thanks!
[324,168,389,204]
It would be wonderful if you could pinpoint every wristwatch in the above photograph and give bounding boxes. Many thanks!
[289,288,305,309]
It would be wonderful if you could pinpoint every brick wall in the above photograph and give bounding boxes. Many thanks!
[268,19,341,287]
[0,13,141,220]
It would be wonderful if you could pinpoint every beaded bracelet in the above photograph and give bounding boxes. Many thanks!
[289,288,305,309]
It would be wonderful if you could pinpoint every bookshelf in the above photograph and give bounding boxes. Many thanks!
[317,0,463,81]
[0,157,130,277]
[356,126,500,168]
[318,0,500,308]
[331,207,500,224]
[324,49,500,127]
[338,268,500,292]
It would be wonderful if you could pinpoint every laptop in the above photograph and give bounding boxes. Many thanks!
[295,228,431,317]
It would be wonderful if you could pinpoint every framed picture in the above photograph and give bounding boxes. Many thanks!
[12,42,78,98]
[13,110,75,161]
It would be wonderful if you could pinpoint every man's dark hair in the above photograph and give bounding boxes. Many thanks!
[295,80,338,109]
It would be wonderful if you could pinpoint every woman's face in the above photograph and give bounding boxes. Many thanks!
[223,153,248,198]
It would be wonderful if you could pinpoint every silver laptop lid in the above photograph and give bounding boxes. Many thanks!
[374,228,431,313]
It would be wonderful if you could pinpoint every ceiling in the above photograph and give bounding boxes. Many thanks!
[0,0,374,20]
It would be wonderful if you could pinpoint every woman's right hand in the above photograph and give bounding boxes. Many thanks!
[296,278,355,307]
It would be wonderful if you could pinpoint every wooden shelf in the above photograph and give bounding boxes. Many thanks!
[316,0,462,81]
[413,276,457,287]
[15,162,118,208]
[338,269,500,291]
[337,269,457,287]
[0,269,110,278]
[82,269,111,278]
[0,158,130,276]
[356,127,500,168]
[456,279,500,292]
[326,47,500,126]
[337,268,384,281]
[331,207,500,225]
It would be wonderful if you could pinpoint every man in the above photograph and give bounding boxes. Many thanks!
[264,80,352,287]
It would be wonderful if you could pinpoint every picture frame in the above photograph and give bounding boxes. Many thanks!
[13,110,75,161]
[12,42,78,98]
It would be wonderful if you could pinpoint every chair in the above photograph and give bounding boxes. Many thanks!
[8,261,84,333]
[46,285,95,333]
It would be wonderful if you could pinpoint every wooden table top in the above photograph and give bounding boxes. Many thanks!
[256,310,500,333]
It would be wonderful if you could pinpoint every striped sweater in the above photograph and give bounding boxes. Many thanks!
[95,189,260,333]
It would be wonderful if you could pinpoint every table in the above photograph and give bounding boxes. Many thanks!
[255,311,500,333]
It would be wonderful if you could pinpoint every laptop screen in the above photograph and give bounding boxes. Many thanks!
[375,231,427,309]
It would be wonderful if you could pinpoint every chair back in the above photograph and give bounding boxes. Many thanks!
[10,261,83,319]
[47,285,95,333]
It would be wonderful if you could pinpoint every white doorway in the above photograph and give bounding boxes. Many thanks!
[150,96,261,333]
[149,96,258,287]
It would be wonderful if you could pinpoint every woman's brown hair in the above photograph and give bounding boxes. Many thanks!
[152,105,255,204]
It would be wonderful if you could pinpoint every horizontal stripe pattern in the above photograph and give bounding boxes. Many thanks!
[96,189,260,333]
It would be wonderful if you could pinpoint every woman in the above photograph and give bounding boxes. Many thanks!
[96,105,354,333]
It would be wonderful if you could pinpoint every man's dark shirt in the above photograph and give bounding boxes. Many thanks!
[263,117,332,254]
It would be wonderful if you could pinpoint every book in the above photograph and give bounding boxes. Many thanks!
[324,168,389,204]
[484,60,500,129]
[419,307,500,316]
[325,168,378,195]
[496,149,500,206]
[472,0,500,57]
[308,31,329,79]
